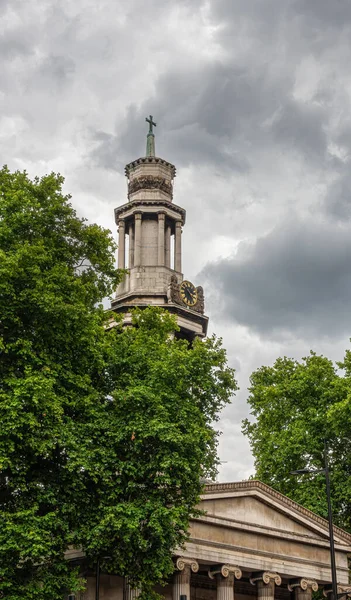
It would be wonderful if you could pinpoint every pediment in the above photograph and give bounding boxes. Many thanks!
[197,480,351,547]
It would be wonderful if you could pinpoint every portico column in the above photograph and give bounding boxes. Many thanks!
[172,557,199,600]
[134,212,142,267]
[288,578,318,600]
[165,224,171,267]
[250,571,282,600]
[118,219,125,269]
[174,220,182,272]
[158,212,165,266]
[129,221,134,268]
[209,564,242,600]
[125,577,140,600]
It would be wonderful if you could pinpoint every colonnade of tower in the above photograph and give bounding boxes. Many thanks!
[117,212,182,273]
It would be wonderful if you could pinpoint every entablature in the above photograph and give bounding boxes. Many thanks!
[114,199,186,225]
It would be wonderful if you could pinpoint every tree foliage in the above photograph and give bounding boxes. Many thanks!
[0,167,237,599]
[243,351,351,532]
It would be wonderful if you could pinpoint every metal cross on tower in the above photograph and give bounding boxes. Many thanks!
[146,114,156,134]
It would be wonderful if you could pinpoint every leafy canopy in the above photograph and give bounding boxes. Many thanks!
[0,166,237,599]
[243,351,351,532]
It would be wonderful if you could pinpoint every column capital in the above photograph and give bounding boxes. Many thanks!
[288,579,318,593]
[175,556,199,573]
[208,564,242,580]
[323,585,351,598]
[134,212,142,220]
[118,218,125,228]
[158,211,166,218]
[175,220,182,227]
[250,572,282,586]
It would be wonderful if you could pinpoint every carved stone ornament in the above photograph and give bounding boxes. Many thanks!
[288,579,319,592]
[250,572,282,586]
[175,557,199,573]
[323,586,351,598]
[167,275,182,305]
[128,176,173,199]
[167,275,205,314]
[194,286,205,314]
[208,564,242,580]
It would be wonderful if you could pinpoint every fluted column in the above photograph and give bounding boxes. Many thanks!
[209,564,242,600]
[134,213,142,267]
[165,224,171,268]
[129,222,134,268]
[158,212,165,266]
[172,557,198,600]
[118,219,125,269]
[125,577,140,600]
[250,572,282,600]
[288,578,318,600]
[174,220,182,273]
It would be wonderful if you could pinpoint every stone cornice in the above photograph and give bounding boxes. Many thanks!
[111,299,209,328]
[202,480,351,544]
[114,199,186,222]
[125,156,176,178]
[185,538,350,575]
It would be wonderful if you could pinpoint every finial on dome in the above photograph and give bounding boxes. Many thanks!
[145,114,156,156]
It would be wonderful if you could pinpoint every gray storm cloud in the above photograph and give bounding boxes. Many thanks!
[202,218,351,339]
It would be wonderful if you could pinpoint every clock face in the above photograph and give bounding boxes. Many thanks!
[180,280,198,307]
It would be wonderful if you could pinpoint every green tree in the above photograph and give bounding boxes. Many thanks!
[242,351,351,532]
[0,167,237,599]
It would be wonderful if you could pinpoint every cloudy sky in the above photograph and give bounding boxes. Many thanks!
[3,0,351,481]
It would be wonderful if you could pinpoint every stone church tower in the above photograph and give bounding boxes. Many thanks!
[111,116,208,340]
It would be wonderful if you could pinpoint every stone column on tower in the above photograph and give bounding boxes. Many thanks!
[174,220,182,273]
[158,212,165,266]
[250,571,282,600]
[209,564,242,600]
[118,219,125,269]
[134,213,142,267]
[129,221,134,268]
[288,578,318,600]
[172,557,199,600]
[165,223,171,268]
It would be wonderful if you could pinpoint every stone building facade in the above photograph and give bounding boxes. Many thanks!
[68,480,351,600]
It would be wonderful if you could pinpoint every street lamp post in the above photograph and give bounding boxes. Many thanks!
[291,440,338,600]
[95,556,112,600]
[96,559,100,600]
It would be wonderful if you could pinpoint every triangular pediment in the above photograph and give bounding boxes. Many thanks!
[197,480,351,546]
